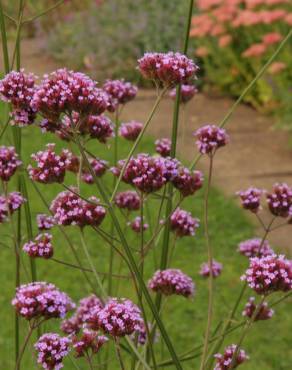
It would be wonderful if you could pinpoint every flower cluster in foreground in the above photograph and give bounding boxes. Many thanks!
[214,344,249,370]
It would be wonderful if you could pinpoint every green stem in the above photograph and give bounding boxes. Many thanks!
[0,0,10,73]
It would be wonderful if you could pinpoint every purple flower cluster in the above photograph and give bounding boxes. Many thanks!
[23,233,53,259]
[0,146,22,181]
[266,183,292,218]
[242,297,274,321]
[214,345,248,370]
[169,84,198,104]
[138,52,198,86]
[121,154,167,193]
[37,214,55,230]
[170,208,199,237]
[237,187,263,213]
[200,260,223,278]
[12,282,74,320]
[73,329,108,358]
[96,298,143,337]
[103,79,137,111]
[172,167,203,197]
[0,192,26,223]
[241,254,292,295]
[194,124,229,155]
[129,216,149,233]
[155,138,171,157]
[0,70,37,126]
[114,191,141,211]
[148,269,195,298]
[35,333,70,370]
[119,121,143,141]
[28,144,71,184]
[87,114,114,142]
[238,238,273,258]
[50,190,106,228]
[31,68,109,122]
[81,158,108,184]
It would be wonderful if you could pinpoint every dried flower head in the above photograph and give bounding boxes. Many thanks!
[170,208,199,237]
[214,344,248,370]
[238,238,273,258]
[23,233,54,259]
[169,84,198,103]
[266,183,292,217]
[194,124,229,155]
[37,214,55,230]
[237,187,263,213]
[114,191,141,211]
[0,146,22,181]
[148,269,195,298]
[155,138,171,157]
[172,167,203,197]
[73,329,108,358]
[242,297,274,321]
[119,121,143,141]
[200,260,223,278]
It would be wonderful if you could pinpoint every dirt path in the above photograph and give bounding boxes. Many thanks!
[2,38,292,253]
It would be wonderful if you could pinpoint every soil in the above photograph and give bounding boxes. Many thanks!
[1,38,292,253]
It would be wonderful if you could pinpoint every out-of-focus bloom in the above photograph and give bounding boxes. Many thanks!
[122,154,167,193]
[241,254,292,295]
[129,216,149,233]
[242,43,267,58]
[236,187,263,213]
[218,34,232,48]
[103,79,137,111]
[194,124,229,155]
[148,269,195,298]
[195,46,210,57]
[170,208,199,237]
[81,158,108,184]
[88,115,114,142]
[169,84,198,104]
[266,183,292,217]
[12,282,75,320]
[28,144,71,184]
[214,344,248,370]
[0,70,37,126]
[0,192,26,222]
[60,315,80,335]
[32,68,109,122]
[238,238,273,258]
[262,32,282,45]
[242,297,274,321]
[73,329,108,358]
[285,13,292,26]
[96,298,143,337]
[138,52,198,86]
[119,121,143,141]
[114,191,141,211]
[37,214,55,230]
[200,260,223,278]
[172,167,203,197]
[35,333,71,370]
[0,146,22,181]
[23,233,53,259]
[155,138,171,157]
[50,190,106,228]
[268,62,286,75]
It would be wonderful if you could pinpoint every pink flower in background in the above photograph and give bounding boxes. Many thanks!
[172,167,203,197]
[119,121,143,141]
[155,138,171,157]
[0,192,26,223]
[262,32,283,45]
[237,187,263,213]
[214,345,248,370]
[268,62,286,74]
[266,183,292,217]
[103,79,137,111]
[169,84,198,104]
[200,260,223,278]
[81,158,108,184]
[148,269,195,298]
[195,47,210,58]
[170,208,199,237]
[88,115,114,143]
[129,216,149,233]
[37,214,55,230]
[0,146,22,182]
[285,13,292,26]
[242,43,267,58]
[73,329,108,358]
[114,191,141,211]
[238,238,273,258]
[23,233,54,259]
[218,34,232,48]
[194,124,229,155]
[242,297,274,321]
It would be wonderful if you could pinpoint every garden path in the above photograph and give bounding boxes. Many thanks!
[2,37,292,253]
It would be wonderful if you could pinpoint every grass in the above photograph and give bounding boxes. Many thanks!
[0,108,291,369]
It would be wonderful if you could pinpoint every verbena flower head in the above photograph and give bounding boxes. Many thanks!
[200,260,223,278]
[138,52,198,86]
[242,297,274,321]
[155,138,171,157]
[241,254,292,295]
[50,190,106,228]
[65,153,80,173]
[266,183,292,217]
[103,79,137,111]
[23,233,54,259]
[35,333,70,370]
[131,322,159,346]
[172,167,203,197]
[119,121,143,141]
[169,84,198,103]
[32,68,109,121]
[237,187,263,213]
[0,146,22,181]
[214,344,248,370]
[28,144,71,184]
[0,192,26,222]
[114,191,141,211]
[96,298,143,337]
[12,282,75,320]
[122,154,167,193]
[194,124,229,155]
[238,238,273,258]
[148,269,195,298]
[0,70,37,126]
[37,214,55,230]
[81,158,108,184]
[162,157,181,181]
[73,329,108,358]
[88,114,114,142]
[60,315,80,335]
[129,216,149,233]
[170,208,199,237]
